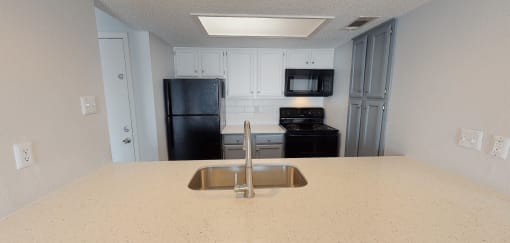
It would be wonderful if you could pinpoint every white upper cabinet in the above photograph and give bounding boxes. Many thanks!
[174,48,199,77]
[174,47,226,78]
[199,48,225,78]
[285,49,334,69]
[257,49,285,97]
[285,49,311,69]
[310,49,335,68]
[226,48,257,98]
[173,47,331,98]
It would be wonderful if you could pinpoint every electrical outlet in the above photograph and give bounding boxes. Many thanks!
[458,128,484,151]
[490,136,510,160]
[13,142,35,170]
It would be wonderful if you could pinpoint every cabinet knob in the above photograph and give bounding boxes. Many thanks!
[118,74,124,80]
[305,61,309,64]
[257,91,261,94]
[194,70,198,73]
[202,70,204,74]
[311,61,315,64]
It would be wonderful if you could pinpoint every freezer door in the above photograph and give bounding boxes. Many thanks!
[167,79,220,115]
[168,115,221,160]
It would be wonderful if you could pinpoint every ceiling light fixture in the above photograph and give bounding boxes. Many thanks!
[191,13,334,38]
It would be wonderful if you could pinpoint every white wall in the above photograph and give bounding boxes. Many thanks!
[0,0,111,217]
[149,33,173,161]
[226,98,324,125]
[129,32,160,161]
[324,42,353,157]
[386,0,510,193]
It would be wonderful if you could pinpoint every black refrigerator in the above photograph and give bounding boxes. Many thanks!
[164,79,225,160]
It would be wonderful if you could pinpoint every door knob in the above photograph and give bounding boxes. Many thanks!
[122,138,132,144]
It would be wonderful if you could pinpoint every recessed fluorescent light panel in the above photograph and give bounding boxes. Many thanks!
[192,14,333,38]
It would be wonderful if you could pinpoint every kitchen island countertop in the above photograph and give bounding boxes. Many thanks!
[1,156,510,242]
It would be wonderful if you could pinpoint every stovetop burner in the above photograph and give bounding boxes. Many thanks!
[282,123,338,132]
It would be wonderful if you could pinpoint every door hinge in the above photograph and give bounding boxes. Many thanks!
[382,105,386,111]
[384,89,387,95]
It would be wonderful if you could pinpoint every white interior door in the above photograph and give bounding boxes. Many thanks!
[98,37,137,162]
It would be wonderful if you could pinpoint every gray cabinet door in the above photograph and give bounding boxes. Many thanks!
[358,100,385,156]
[349,35,368,98]
[255,144,283,159]
[345,99,363,157]
[363,23,393,99]
[223,145,245,159]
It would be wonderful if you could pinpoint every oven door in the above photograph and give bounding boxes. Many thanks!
[284,133,339,158]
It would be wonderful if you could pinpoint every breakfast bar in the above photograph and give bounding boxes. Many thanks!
[1,157,509,242]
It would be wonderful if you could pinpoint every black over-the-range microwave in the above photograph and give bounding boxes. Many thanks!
[284,69,334,97]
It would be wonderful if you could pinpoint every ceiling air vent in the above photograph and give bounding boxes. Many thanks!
[344,17,379,30]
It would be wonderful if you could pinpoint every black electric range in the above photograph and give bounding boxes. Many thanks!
[280,107,339,158]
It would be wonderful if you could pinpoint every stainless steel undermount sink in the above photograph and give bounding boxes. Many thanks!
[188,164,307,190]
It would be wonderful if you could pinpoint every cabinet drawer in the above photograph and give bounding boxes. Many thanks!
[255,134,283,144]
[223,134,244,145]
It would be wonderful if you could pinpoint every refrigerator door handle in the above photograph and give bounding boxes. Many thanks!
[168,117,175,148]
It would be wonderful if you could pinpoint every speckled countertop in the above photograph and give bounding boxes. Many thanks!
[222,124,286,134]
[1,156,510,242]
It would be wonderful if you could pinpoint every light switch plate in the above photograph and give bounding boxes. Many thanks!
[490,136,510,160]
[13,142,35,170]
[458,128,484,151]
[80,96,97,116]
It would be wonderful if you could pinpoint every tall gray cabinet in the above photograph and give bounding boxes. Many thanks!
[345,19,395,157]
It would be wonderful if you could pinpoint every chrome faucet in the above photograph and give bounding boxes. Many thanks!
[233,120,255,198]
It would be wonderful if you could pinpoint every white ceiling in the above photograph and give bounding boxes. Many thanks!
[96,0,432,48]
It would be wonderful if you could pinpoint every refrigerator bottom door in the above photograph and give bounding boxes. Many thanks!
[168,116,222,160]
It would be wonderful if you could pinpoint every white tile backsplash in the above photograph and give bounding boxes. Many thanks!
[226,97,324,125]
